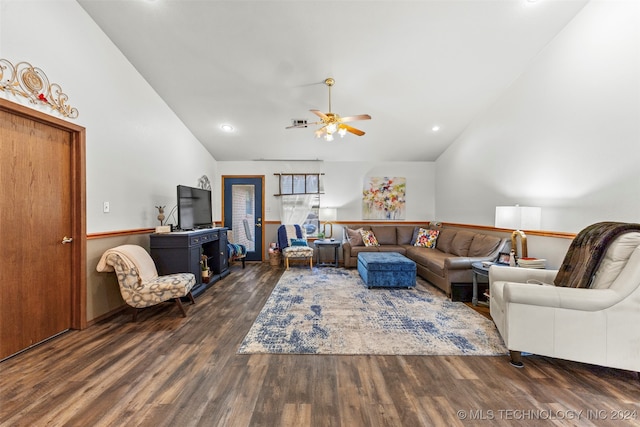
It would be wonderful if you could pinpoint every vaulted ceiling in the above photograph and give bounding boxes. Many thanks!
[78,0,588,162]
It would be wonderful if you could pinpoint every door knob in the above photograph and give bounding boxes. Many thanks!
[62,236,73,244]
[256,218,262,228]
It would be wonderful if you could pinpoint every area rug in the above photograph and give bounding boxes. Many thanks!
[237,268,507,356]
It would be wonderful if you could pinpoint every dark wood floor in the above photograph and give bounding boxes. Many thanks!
[1,263,638,427]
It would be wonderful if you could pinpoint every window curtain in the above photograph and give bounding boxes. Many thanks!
[280,194,315,228]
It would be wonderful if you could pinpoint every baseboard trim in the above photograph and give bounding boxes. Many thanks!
[86,305,127,327]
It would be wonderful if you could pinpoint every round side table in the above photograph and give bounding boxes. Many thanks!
[471,261,491,307]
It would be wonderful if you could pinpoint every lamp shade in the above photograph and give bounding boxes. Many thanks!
[320,208,337,222]
[495,206,541,230]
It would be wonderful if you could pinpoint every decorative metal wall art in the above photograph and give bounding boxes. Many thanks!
[0,59,79,118]
[198,175,212,190]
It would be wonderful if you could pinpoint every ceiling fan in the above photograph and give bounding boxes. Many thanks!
[287,77,371,141]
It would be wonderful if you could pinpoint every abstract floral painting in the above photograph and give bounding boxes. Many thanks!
[362,176,406,220]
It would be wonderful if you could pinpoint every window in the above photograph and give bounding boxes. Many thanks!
[275,173,323,237]
[275,173,322,195]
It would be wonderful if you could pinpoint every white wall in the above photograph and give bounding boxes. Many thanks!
[5,0,635,267]
[0,0,216,233]
[435,0,640,235]
[215,160,436,222]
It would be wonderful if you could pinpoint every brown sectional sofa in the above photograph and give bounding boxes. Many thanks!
[342,224,510,299]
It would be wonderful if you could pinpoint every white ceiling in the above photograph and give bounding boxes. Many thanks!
[78,0,589,162]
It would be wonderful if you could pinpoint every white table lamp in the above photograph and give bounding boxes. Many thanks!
[495,205,541,258]
[320,208,337,238]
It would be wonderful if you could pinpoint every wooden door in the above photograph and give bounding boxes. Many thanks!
[222,176,264,262]
[0,99,86,360]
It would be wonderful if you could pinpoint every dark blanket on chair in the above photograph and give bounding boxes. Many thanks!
[554,222,640,288]
[277,224,304,250]
[227,243,247,258]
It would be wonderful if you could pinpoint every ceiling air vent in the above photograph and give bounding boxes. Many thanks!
[292,119,308,127]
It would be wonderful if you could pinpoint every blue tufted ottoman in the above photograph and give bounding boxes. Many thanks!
[357,252,416,289]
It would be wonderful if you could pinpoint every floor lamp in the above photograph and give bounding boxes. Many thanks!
[495,205,541,258]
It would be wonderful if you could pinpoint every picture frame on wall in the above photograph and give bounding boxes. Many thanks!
[362,176,406,220]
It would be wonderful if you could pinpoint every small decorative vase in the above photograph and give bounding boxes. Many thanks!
[155,205,166,226]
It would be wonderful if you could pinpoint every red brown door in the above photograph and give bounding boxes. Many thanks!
[0,100,85,360]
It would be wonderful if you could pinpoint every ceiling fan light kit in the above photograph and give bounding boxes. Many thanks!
[286,77,371,141]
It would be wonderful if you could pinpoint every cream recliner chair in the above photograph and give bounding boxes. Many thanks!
[490,223,640,372]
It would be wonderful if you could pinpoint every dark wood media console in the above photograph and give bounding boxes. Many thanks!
[150,228,229,298]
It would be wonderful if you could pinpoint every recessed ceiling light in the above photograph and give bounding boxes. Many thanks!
[431,125,440,132]
[220,124,234,132]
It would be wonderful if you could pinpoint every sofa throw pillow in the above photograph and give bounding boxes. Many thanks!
[410,226,420,245]
[291,238,308,246]
[360,229,380,247]
[346,227,365,247]
[413,228,439,248]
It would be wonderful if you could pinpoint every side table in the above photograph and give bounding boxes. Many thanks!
[314,239,341,267]
[471,261,491,307]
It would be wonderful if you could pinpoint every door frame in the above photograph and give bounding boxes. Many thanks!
[221,175,265,262]
[1,98,87,329]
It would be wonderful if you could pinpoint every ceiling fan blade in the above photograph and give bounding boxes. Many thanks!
[338,114,371,123]
[339,123,365,136]
[310,109,329,120]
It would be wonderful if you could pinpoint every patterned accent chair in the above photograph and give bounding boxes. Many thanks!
[97,245,196,321]
[277,224,314,270]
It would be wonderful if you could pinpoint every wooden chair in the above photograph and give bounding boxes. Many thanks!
[277,224,313,270]
[227,230,247,268]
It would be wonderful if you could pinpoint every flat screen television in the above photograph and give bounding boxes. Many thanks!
[177,185,213,230]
